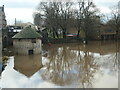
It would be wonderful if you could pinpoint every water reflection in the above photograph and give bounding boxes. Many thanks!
[42,45,98,88]
[14,55,43,77]
[42,41,118,88]
[0,41,119,88]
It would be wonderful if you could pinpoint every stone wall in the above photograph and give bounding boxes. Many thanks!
[13,39,41,55]
[0,5,7,30]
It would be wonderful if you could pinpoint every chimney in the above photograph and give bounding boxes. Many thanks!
[2,5,4,12]
[15,18,16,26]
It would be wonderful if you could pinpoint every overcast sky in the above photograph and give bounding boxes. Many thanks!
[0,0,119,25]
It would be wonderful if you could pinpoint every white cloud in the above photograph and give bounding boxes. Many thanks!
[5,8,34,25]
[97,6,111,14]
[94,0,119,7]
[94,0,119,4]
[0,0,41,24]
[0,0,40,3]
[1,0,120,24]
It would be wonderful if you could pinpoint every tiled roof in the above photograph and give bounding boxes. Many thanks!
[12,26,42,39]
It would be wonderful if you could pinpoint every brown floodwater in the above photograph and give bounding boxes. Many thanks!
[0,40,119,88]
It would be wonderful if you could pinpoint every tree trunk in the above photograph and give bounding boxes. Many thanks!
[55,31,59,38]
[84,31,88,44]
[63,30,66,38]
[53,30,56,38]
[77,29,80,38]
[116,29,118,41]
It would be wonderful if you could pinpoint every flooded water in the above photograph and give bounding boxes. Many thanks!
[0,40,119,88]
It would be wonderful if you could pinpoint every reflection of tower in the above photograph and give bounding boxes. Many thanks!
[14,55,43,77]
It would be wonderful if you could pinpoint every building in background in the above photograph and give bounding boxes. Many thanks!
[0,5,7,31]
[0,5,7,48]
[0,5,7,74]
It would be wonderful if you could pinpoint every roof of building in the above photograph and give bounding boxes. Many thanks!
[12,26,42,39]
[0,5,4,12]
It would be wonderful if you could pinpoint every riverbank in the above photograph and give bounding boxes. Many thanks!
[43,37,120,44]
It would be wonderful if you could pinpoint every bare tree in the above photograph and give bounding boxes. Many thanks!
[34,1,100,40]
[33,13,42,28]
[74,0,100,42]
[108,5,120,41]
[45,2,61,38]
[36,2,73,38]
[58,2,73,38]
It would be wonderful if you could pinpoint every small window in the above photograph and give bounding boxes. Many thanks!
[28,50,33,55]
[31,39,36,43]
[18,39,21,41]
